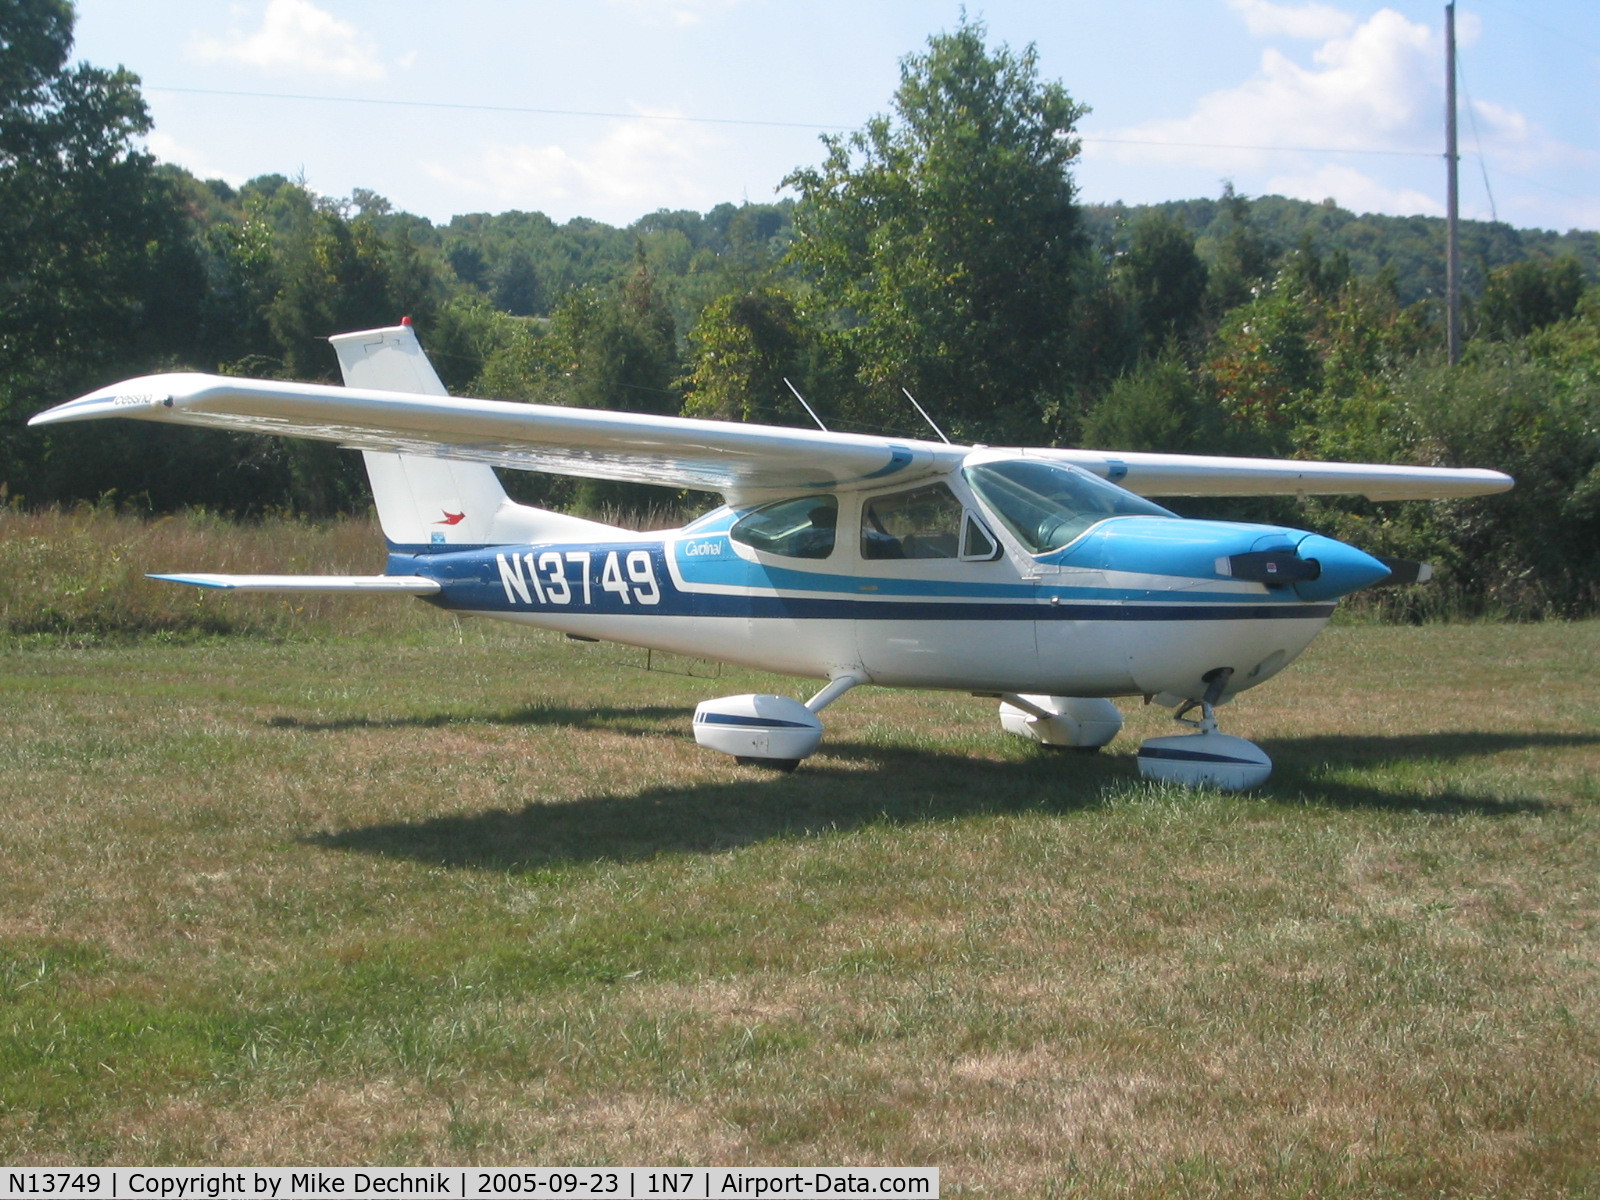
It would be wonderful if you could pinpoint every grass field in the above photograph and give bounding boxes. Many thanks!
[0,557,1596,1193]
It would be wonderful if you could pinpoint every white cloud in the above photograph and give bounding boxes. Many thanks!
[1265,163,1441,216]
[1227,0,1356,41]
[1095,4,1586,222]
[427,116,730,224]
[1107,9,1438,169]
[1093,8,1448,215]
[189,0,388,82]
[142,131,248,189]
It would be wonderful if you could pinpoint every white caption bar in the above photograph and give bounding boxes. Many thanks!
[1,1169,938,1200]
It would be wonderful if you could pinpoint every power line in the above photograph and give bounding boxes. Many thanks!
[148,85,1442,161]
[1455,56,1499,224]
[148,86,853,132]
[1078,135,1435,160]
[1464,0,1600,60]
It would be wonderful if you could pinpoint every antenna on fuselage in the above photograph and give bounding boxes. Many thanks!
[783,377,829,433]
[901,388,952,444]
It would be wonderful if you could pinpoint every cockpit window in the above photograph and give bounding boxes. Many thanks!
[730,495,837,559]
[963,459,1173,554]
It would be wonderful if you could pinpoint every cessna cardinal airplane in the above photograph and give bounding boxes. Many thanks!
[30,323,1512,789]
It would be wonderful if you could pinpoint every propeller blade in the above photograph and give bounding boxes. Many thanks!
[1373,557,1435,586]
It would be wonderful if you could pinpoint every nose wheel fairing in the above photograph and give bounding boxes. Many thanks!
[1136,670,1273,791]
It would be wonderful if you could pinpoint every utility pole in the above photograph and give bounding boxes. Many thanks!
[1445,2,1461,365]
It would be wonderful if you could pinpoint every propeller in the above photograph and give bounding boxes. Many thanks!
[1373,557,1435,587]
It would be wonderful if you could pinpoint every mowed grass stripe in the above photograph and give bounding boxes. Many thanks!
[0,620,1595,1195]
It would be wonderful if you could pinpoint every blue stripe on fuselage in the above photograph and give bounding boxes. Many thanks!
[388,541,1335,624]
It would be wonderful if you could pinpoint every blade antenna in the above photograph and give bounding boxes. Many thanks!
[783,377,829,433]
[902,388,952,444]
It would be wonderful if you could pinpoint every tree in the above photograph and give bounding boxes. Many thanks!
[1080,348,1219,456]
[1206,276,1321,454]
[1118,210,1209,353]
[490,247,545,316]
[1,0,205,500]
[681,288,813,424]
[1476,258,1584,341]
[783,18,1089,443]
[1203,184,1275,313]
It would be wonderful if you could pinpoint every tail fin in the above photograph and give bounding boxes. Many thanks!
[330,325,623,549]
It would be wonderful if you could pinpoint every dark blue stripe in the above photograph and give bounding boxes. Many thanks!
[1137,746,1266,765]
[693,713,816,729]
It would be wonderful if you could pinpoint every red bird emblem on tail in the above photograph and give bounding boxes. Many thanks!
[436,511,466,526]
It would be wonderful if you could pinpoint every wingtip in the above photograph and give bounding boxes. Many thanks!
[29,375,197,427]
[148,572,235,589]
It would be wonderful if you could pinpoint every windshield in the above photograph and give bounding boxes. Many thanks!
[963,459,1174,554]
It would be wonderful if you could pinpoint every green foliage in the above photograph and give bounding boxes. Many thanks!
[1203,184,1276,312]
[784,17,1090,442]
[0,0,202,458]
[1475,257,1584,340]
[681,288,813,424]
[1118,211,1209,352]
[1207,276,1322,454]
[1305,339,1600,618]
[1081,348,1221,456]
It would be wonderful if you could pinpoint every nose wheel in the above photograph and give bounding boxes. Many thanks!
[1136,669,1272,791]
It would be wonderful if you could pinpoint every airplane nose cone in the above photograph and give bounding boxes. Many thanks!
[1291,534,1393,601]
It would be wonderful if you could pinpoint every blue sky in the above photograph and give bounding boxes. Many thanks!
[70,0,1600,232]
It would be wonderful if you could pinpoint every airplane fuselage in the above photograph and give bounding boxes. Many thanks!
[391,476,1377,707]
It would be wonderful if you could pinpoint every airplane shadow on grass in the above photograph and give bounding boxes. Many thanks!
[299,710,1592,871]
[267,702,688,735]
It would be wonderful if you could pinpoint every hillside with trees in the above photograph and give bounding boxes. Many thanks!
[3,5,1597,615]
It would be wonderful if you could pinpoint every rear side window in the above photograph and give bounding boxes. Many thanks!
[730,495,837,559]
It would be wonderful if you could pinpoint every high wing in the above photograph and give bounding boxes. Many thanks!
[31,356,1512,502]
[1021,448,1512,501]
[30,371,959,501]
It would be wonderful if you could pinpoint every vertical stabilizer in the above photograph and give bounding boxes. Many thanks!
[332,325,512,549]
[330,325,627,550]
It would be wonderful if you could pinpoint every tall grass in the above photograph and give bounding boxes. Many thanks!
[0,506,438,643]
[0,505,704,644]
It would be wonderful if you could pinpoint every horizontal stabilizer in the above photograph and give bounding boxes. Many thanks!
[149,573,440,594]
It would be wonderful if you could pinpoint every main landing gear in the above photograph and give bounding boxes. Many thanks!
[692,673,865,771]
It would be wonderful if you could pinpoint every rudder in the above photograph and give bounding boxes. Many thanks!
[330,324,625,549]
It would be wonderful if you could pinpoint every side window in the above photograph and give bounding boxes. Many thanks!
[960,514,1000,560]
[729,495,837,559]
[862,483,996,561]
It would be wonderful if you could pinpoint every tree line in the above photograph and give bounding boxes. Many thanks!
[3,4,1597,615]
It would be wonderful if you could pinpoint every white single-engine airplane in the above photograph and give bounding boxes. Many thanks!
[32,323,1512,788]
